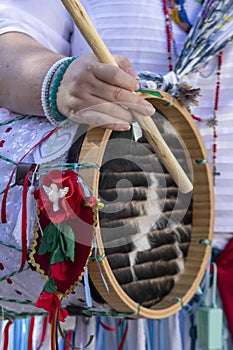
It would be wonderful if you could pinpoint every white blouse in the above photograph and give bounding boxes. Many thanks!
[1,0,233,234]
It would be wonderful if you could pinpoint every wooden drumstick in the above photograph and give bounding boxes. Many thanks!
[60,0,193,193]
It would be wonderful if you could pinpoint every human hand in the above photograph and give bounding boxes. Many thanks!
[56,54,155,130]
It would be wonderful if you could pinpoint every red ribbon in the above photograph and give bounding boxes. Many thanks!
[3,320,13,350]
[65,332,72,350]
[27,316,35,350]
[118,321,129,350]
[37,317,48,350]
[191,114,203,122]
[19,166,36,271]
[98,317,123,331]
[98,318,128,350]
[1,127,58,224]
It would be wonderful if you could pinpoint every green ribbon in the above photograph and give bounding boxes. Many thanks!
[195,158,209,164]
[82,303,140,318]
[137,89,164,98]
[0,115,33,127]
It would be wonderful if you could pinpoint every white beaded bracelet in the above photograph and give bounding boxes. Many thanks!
[41,57,71,127]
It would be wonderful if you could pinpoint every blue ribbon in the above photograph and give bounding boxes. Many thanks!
[84,267,93,308]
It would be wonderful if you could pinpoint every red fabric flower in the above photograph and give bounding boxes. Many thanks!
[59,307,69,322]
[86,196,98,208]
[36,170,85,224]
[35,291,60,323]
[50,262,68,281]
[35,290,68,323]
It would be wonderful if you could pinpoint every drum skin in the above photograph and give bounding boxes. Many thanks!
[78,91,214,319]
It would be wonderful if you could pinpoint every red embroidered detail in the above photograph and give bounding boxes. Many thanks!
[0,262,4,270]
[6,278,13,284]
[15,290,22,295]
[0,140,5,147]
[5,127,12,133]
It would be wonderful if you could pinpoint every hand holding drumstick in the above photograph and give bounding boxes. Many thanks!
[60,0,193,194]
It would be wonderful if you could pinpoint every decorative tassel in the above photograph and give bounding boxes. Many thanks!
[12,185,35,248]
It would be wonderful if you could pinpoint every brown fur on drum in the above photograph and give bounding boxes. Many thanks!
[96,114,193,307]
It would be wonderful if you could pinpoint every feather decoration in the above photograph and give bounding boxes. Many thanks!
[175,0,233,78]
[139,0,233,106]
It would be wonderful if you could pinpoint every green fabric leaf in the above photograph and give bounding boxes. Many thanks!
[51,225,60,251]
[137,89,164,98]
[50,247,65,264]
[60,223,75,262]
[44,278,57,293]
[38,223,57,255]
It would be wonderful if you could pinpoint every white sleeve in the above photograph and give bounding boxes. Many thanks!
[0,0,74,55]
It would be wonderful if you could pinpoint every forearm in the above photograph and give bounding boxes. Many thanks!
[0,32,155,131]
[0,32,64,116]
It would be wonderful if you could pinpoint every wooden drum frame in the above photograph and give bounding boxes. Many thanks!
[78,91,214,319]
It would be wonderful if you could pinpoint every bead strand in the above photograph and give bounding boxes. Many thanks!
[41,56,77,126]
[163,0,173,71]
[48,56,77,122]
[162,1,223,185]
[212,51,223,183]
[41,57,68,126]
[192,52,223,184]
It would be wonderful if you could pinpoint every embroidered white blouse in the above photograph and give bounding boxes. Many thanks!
[1,1,233,349]
[1,0,233,235]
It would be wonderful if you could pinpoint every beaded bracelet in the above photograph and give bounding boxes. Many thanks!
[41,57,68,126]
[41,56,77,126]
[49,56,77,122]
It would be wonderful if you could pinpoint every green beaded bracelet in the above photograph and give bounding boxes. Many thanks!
[48,56,78,122]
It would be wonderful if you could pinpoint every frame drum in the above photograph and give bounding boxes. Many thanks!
[77,91,214,319]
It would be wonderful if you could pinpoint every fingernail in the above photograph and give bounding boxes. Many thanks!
[144,105,156,116]
[141,101,155,115]
[119,123,131,131]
